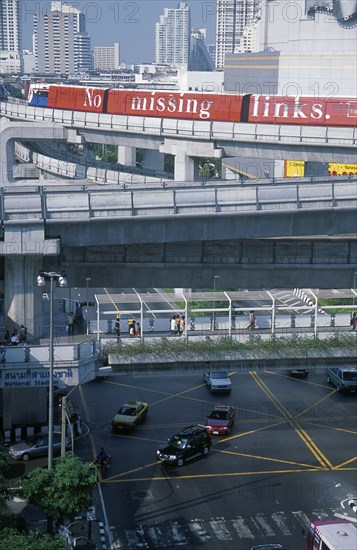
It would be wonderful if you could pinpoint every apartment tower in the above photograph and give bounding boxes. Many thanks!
[0,0,22,73]
[33,1,92,75]
[155,2,191,67]
[215,0,260,69]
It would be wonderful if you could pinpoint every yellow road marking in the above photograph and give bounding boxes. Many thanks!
[294,390,339,419]
[217,419,288,443]
[334,456,357,469]
[217,449,322,469]
[301,420,357,435]
[251,372,333,470]
[105,461,159,481]
[101,468,324,483]
[264,370,331,389]
[103,287,120,312]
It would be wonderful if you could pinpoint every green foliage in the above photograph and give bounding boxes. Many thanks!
[0,445,13,533]
[198,158,221,179]
[0,446,10,499]
[91,143,118,163]
[317,298,356,314]
[0,527,70,550]
[105,334,356,358]
[21,454,96,524]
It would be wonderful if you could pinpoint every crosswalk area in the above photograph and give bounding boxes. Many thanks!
[110,507,349,549]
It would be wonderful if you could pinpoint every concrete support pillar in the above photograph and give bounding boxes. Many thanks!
[118,145,136,167]
[2,137,15,184]
[4,256,43,341]
[0,224,60,340]
[174,151,197,182]
[142,149,165,173]
[160,138,222,182]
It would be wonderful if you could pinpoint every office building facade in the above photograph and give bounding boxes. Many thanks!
[93,43,120,71]
[155,2,191,67]
[0,0,22,73]
[33,1,92,75]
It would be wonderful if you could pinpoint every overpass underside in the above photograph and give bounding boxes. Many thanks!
[45,238,357,288]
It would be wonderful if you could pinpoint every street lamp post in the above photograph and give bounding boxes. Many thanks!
[86,277,91,335]
[36,271,67,470]
[212,275,220,331]
[61,367,112,457]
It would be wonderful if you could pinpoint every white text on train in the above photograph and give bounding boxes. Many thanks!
[251,95,324,119]
[130,93,213,120]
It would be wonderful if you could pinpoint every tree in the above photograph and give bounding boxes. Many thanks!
[0,528,70,550]
[199,158,221,179]
[0,445,13,533]
[21,454,96,526]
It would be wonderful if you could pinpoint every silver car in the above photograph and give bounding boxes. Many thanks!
[9,432,70,461]
[203,371,232,394]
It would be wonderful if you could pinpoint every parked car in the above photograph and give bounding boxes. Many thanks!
[9,432,70,461]
[156,425,212,467]
[289,368,309,378]
[112,400,148,432]
[203,371,232,394]
[206,404,235,435]
[325,367,357,393]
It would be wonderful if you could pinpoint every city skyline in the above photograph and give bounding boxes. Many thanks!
[20,0,217,64]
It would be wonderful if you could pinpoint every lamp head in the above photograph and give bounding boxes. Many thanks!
[36,272,45,287]
[58,271,67,288]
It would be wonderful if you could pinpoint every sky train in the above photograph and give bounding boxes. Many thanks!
[27,83,357,127]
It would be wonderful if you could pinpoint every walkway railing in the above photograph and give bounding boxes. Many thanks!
[1,101,356,146]
[0,178,356,222]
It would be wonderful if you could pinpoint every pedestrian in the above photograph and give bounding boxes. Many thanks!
[350,312,356,331]
[114,314,121,339]
[19,324,27,343]
[3,330,10,344]
[67,312,74,335]
[128,317,135,336]
[10,332,19,345]
[135,322,141,337]
[248,311,256,330]
[179,315,185,336]
[176,314,181,334]
[170,316,177,336]
[74,304,84,331]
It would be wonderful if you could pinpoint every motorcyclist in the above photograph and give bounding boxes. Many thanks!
[93,447,110,468]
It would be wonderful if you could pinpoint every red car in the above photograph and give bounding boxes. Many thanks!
[206,405,235,435]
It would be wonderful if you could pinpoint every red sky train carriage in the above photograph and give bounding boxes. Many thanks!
[30,83,357,127]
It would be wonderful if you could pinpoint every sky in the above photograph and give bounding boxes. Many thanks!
[20,1,217,64]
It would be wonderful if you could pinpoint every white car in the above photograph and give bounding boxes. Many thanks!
[203,371,232,394]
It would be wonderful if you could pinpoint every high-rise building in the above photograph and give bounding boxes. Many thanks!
[215,0,260,69]
[189,29,214,71]
[93,43,120,71]
[155,2,191,67]
[0,0,22,73]
[33,1,92,75]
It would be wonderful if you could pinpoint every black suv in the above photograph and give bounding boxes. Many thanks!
[156,425,212,467]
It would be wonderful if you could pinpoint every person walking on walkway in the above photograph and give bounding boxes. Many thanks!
[67,312,74,335]
[128,317,135,336]
[115,314,121,340]
[248,311,256,330]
